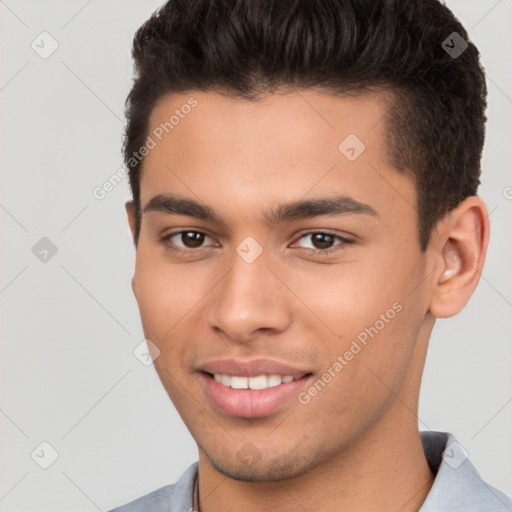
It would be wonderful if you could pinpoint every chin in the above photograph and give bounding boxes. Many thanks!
[204,445,318,483]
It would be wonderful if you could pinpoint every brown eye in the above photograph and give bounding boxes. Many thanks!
[163,230,215,251]
[180,231,205,248]
[310,233,335,249]
[294,232,353,254]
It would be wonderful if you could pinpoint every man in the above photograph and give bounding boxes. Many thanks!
[110,0,512,510]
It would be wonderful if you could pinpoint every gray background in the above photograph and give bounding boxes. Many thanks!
[0,1,511,510]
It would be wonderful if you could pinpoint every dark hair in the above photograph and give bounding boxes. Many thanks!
[124,0,487,250]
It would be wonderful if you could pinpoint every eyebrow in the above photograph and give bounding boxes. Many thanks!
[143,193,378,224]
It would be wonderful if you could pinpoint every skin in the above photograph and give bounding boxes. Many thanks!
[126,88,489,512]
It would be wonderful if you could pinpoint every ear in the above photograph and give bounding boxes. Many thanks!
[125,200,137,241]
[125,200,138,294]
[428,196,490,318]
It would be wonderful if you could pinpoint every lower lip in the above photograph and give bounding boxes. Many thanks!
[199,373,311,418]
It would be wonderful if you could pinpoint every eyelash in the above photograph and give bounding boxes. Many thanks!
[159,230,354,256]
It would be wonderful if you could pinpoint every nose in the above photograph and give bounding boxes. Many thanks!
[208,250,292,343]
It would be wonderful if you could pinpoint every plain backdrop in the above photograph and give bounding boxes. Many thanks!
[0,1,511,510]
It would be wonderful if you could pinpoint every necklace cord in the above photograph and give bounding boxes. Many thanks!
[194,474,200,512]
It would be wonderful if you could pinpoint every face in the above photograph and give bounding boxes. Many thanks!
[128,89,434,481]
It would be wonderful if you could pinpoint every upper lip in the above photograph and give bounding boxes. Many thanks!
[200,359,311,379]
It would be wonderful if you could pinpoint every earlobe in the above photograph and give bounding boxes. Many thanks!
[428,197,490,318]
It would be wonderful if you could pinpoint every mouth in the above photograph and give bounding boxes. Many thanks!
[198,362,314,418]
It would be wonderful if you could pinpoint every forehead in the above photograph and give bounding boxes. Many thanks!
[139,88,414,226]
[147,88,393,153]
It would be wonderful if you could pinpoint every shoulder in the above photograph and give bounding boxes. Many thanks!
[420,431,512,512]
[106,462,198,512]
[107,484,175,512]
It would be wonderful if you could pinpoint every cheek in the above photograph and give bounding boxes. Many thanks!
[132,252,221,372]
[133,259,197,400]
[133,251,200,331]
[288,256,423,403]
[282,260,401,342]
[296,302,420,443]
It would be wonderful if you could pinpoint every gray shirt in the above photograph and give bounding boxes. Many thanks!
[108,431,512,511]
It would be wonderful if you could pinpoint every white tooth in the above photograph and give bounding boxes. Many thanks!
[214,373,222,382]
[230,376,249,389]
[248,375,268,390]
[221,374,231,386]
[282,375,294,383]
[267,374,282,387]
